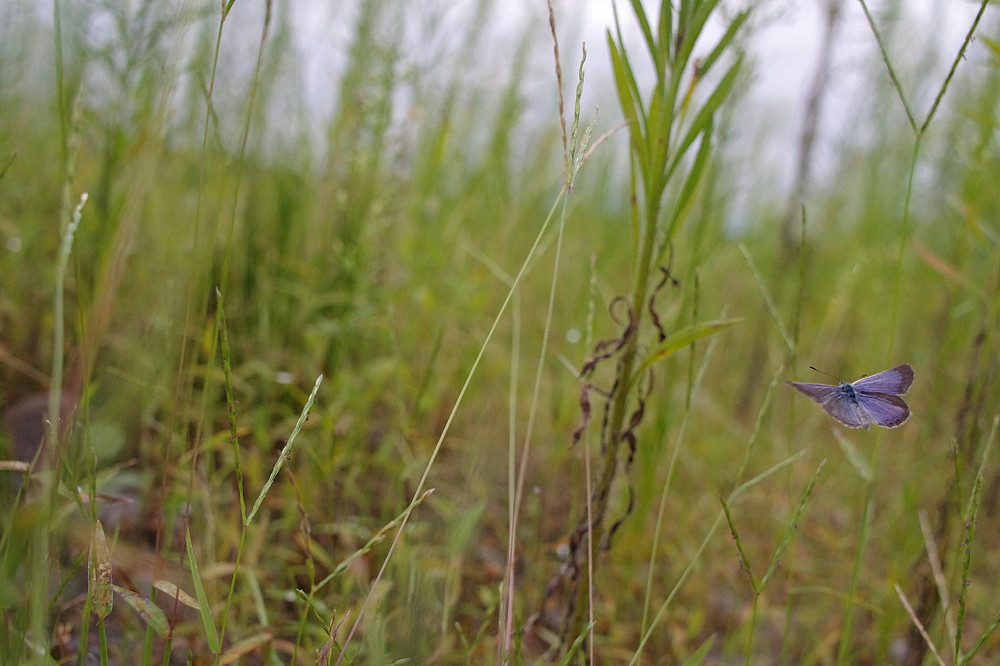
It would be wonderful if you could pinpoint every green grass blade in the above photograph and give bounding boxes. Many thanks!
[661,119,714,244]
[674,0,722,72]
[607,30,647,170]
[666,55,743,182]
[832,430,873,482]
[657,0,673,69]
[738,243,795,352]
[722,496,758,594]
[698,10,750,80]
[730,450,809,500]
[185,527,220,653]
[626,0,656,74]
[635,317,742,378]
[679,634,716,666]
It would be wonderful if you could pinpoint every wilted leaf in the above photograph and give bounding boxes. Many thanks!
[153,579,200,610]
[219,631,273,665]
[88,520,113,618]
[113,585,169,636]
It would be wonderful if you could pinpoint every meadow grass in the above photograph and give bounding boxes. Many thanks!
[1,0,999,663]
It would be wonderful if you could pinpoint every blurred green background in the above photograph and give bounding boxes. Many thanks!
[1,0,999,663]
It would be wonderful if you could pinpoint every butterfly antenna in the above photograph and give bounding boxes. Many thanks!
[808,366,842,382]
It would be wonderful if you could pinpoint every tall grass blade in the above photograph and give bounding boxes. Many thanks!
[185,527,220,653]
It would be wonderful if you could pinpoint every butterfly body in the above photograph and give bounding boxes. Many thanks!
[788,364,914,429]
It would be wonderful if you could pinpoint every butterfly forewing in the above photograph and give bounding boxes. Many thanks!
[851,364,914,395]
[787,382,840,404]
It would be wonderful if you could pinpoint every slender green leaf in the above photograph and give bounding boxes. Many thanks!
[185,527,221,652]
[661,118,713,247]
[627,0,656,73]
[607,30,647,171]
[679,634,716,666]
[731,450,809,499]
[833,430,872,482]
[699,10,750,79]
[666,55,743,182]
[675,0,722,72]
[721,496,758,594]
[961,604,1000,664]
[981,36,1000,57]
[657,0,673,70]
[738,243,795,352]
[635,317,742,377]
[556,621,597,666]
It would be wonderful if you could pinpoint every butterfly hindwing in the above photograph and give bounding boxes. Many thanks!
[856,392,910,428]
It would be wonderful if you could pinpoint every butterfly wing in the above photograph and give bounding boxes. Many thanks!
[787,381,869,429]
[856,392,911,428]
[787,381,839,404]
[851,364,914,395]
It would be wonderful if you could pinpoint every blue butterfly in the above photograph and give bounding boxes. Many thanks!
[788,364,914,429]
